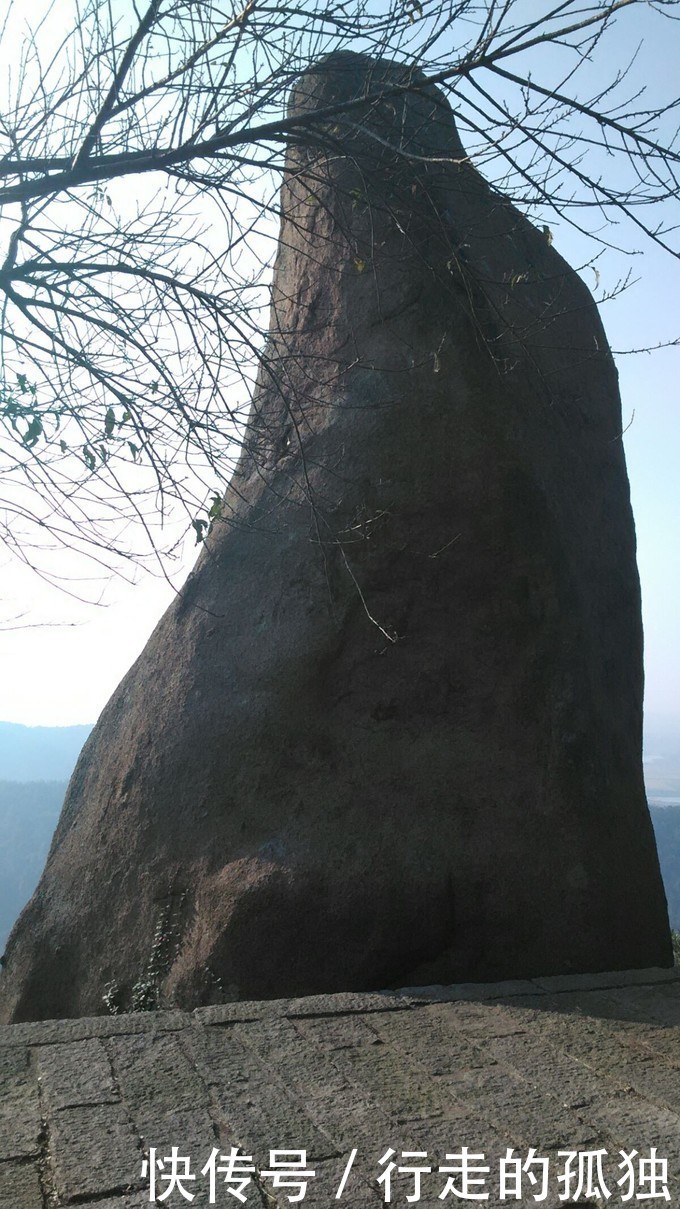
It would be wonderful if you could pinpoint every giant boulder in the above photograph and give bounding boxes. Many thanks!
[0,52,671,1022]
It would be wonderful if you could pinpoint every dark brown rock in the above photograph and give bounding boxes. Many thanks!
[0,52,671,1023]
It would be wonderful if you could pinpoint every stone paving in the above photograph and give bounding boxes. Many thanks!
[0,968,679,1208]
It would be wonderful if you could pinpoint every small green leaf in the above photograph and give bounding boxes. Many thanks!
[207,495,223,535]
[59,439,68,453]
[83,444,96,471]
[128,441,140,461]
[104,407,115,437]
[16,373,28,393]
[4,403,19,431]
[22,416,43,447]
[192,518,208,544]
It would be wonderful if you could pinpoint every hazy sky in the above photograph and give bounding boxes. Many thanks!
[0,2,677,728]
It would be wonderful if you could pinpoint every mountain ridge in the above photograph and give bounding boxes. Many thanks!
[0,721,92,781]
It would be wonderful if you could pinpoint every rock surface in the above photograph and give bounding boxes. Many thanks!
[0,52,672,1023]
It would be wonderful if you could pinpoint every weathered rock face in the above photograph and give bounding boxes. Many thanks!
[0,52,671,1023]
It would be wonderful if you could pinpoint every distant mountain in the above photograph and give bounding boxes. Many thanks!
[0,721,92,781]
[0,780,66,951]
[649,804,680,932]
[0,723,91,948]
[644,714,680,794]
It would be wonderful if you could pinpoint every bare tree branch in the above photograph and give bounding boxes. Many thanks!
[0,0,677,586]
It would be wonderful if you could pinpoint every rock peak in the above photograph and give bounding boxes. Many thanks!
[0,54,671,1023]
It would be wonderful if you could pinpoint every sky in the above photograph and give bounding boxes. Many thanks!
[0,1,678,728]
